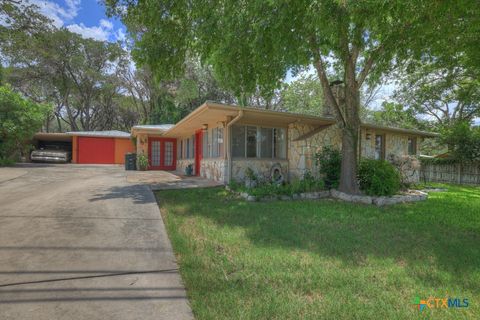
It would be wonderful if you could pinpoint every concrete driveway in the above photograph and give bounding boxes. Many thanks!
[0,164,193,320]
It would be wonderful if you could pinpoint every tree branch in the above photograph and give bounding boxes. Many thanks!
[357,44,384,87]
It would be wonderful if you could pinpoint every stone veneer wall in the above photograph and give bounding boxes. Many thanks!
[360,128,410,159]
[288,123,343,180]
[200,158,226,182]
[231,159,289,182]
[177,159,195,175]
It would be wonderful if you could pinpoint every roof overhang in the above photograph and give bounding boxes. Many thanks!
[361,123,438,138]
[33,132,72,142]
[162,102,336,137]
[66,131,131,139]
[131,125,175,137]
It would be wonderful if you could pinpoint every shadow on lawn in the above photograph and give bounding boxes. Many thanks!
[158,186,480,293]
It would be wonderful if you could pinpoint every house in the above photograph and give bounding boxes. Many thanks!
[131,101,436,183]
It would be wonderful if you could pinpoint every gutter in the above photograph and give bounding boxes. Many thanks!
[226,110,244,183]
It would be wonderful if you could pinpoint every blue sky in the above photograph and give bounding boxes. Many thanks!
[31,0,125,42]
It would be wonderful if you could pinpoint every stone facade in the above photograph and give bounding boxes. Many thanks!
[200,158,226,182]
[231,159,289,182]
[288,123,342,180]
[360,128,411,159]
[176,159,194,175]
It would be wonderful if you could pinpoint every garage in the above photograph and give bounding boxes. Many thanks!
[69,131,135,165]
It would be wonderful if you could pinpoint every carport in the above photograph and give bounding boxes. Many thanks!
[69,131,135,165]
[32,132,72,161]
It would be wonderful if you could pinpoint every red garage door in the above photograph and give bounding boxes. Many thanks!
[77,137,115,164]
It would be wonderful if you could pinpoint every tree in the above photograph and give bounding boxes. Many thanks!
[364,101,426,130]
[106,1,477,193]
[440,121,480,162]
[0,85,50,163]
[394,60,480,128]
[280,73,323,115]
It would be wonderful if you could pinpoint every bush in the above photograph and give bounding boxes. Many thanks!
[0,86,50,163]
[358,159,401,196]
[315,146,341,188]
[137,154,149,170]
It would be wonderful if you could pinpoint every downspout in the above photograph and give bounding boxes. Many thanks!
[226,110,244,184]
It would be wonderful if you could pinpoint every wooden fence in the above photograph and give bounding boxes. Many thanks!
[420,162,480,185]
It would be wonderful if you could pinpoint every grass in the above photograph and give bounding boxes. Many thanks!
[155,184,480,319]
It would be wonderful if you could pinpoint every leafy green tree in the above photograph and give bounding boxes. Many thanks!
[440,121,480,162]
[280,74,323,115]
[0,86,50,163]
[394,60,480,128]
[106,0,477,193]
[364,102,426,130]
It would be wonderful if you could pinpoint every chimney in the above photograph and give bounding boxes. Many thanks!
[323,80,344,118]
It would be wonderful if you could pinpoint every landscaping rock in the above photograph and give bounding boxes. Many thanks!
[372,190,428,206]
[261,195,277,202]
[280,195,292,201]
[330,189,372,204]
[291,194,301,200]
[246,195,257,202]
[240,192,249,199]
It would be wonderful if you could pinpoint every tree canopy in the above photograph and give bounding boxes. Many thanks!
[106,0,478,193]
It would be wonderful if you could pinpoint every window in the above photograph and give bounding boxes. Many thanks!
[408,137,417,155]
[178,139,183,159]
[218,127,224,157]
[164,141,173,166]
[260,127,273,158]
[190,135,195,159]
[274,128,286,159]
[232,125,246,157]
[186,138,190,159]
[375,134,385,160]
[211,128,217,158]
[231,125,286,159]
[246,126,257,158]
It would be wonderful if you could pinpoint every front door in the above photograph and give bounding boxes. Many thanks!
[148,138,176,170]
[194,130,203,176]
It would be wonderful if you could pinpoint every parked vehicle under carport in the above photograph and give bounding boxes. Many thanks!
[31,133,72,163]
[31,147,71,163]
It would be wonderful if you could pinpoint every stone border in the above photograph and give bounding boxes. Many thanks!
[226,186,428,206]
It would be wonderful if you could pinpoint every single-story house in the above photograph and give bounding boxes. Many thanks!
[131,101,436,184]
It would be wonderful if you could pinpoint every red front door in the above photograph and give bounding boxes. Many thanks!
[148,138,176,170]
[195,130,203,176]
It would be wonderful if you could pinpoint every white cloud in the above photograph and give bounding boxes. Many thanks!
[30,0,81,27]
[66,23,111,41]
[100,19,113,30]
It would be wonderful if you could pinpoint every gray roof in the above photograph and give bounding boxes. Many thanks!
[66,130,131,138]
[132,124,175,131]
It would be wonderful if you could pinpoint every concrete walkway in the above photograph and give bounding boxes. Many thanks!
[0,164,193,320]
[126,169,223,190]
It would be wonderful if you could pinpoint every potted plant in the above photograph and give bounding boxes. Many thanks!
[185,164,194,176]
[137,154,149,171]
[244,167,257,189]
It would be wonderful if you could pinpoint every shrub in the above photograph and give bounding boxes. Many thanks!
[358,159,401,196]
[0,85,50,163]
[245,167,257,181]
[137,154,149,170]
[315,146,341,188]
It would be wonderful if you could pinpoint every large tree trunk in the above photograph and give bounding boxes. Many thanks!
[312,44,362,194]
[338,61,361,194]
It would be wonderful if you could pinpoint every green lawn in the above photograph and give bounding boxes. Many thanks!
[156,185,480,319]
